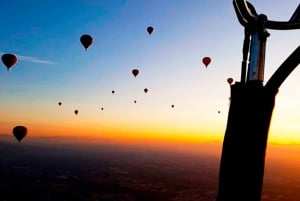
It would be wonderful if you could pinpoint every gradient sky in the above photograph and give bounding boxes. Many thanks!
[0,0,300,144]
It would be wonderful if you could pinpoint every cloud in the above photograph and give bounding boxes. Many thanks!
[1,52,57,65]
[17,55,57,64]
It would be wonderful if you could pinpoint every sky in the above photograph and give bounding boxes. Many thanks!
[0,0,300,145]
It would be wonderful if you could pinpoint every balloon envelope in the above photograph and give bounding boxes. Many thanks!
[227,78,234,85]
[132,69,139,77]
[202,57,211,67]
[80,34,93,50]
[2,53,17,70]
[58,102,62,106]
[144,88,148,93]
[147,26,154,35]
[74,110,78,115]
[12,126,27,143]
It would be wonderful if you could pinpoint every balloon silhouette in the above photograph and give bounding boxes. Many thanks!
[101,107,104,111]
[58,102,62,106]
[134,100,137,103]
[80,34,93,50]
[2,53,17,70]
[202,57,211,67]
[171,104,174,108]
[12,126,27,144]
[147,26,154,35]
[74,110,79,115]
[112,90,115,94]
[144,88,148,93]
[227,78,234,85]
[132,69,139,77]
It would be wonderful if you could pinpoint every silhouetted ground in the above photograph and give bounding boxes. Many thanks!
[0,136,299,201]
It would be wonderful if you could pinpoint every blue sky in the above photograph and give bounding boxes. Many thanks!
[0,0,300,144]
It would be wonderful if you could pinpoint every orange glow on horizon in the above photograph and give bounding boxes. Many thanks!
[2,112,300,147]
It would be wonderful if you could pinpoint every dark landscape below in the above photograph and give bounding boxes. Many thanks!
[0,135,299,201]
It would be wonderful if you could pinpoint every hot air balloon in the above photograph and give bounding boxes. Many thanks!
[112,90,115,94]
[144,88,148,93]
[134,100,137,103]
[218,110,221,114]
[147,26,154,35]
[2,53,17,70]
[58,102,62,106]
[202,57,211,67]
[101,107,104,110]
[227,78,234,85]
[74,110,78,115]
[12,126,27,144]
[80,34,93,50]
[132,69,139,77]
[171,105,174,108]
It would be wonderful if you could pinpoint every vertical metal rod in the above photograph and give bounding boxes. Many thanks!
[247,32,261,81]
[247,14,269,82]
[241,30,250,83]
